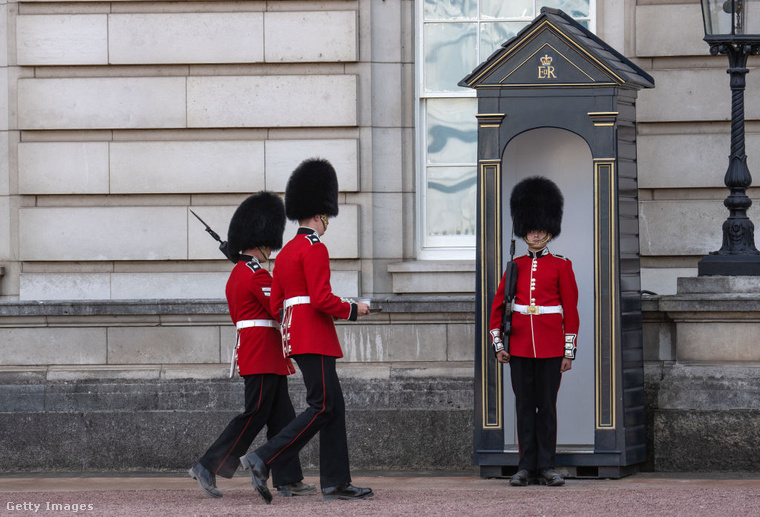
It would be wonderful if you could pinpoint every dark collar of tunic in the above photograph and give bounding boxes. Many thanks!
[527,247,551,259]
[297,227,318,236]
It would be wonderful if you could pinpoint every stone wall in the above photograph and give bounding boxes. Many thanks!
[5,285,760,474]
[643,277,760,472]
[3,0,760,475]
[0,297,476,473]
[634,1,760,296]
[4,0,757,301]
[0,366,474,473]
[2,0,415,301]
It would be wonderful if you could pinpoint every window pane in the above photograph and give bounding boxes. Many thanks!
[542,0,590,19]
[424,23,478,93]
[427,98,478,164]
[417,0,595,255]
[426,166,477,236]
[480,0,534,19]
[424,0,477,20]
[480,21,528,61]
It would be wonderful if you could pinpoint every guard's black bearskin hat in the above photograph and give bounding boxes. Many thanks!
[284,157,339,222]
[510,176,563,238]
[227,191,286,259]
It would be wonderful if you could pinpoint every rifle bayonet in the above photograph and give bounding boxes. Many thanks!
[189,209,236,263]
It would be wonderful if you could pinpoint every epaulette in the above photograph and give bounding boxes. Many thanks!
[245,259,262,273]
[553,254,569,261]
[304,233,321,245]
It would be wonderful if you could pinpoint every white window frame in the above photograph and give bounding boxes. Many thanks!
[415,1,596,261]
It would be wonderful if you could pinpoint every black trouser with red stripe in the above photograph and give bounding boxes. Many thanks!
[255,354,351,488]
[509,356,564,472]
[199,373,303,486]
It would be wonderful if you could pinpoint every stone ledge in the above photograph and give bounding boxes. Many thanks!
[677,276,760,294]
[0,299,229,318]
[0,361,474,383]
[387,261,476,273]
[373,295,475,313]
[655,364,760,410]
[643,280,760,364]
[658,294,760,314]
[0,296,475,319]
[645,276,760,313]
[644,289,760,320]
[641,294,660,312]
[387,261,476,295]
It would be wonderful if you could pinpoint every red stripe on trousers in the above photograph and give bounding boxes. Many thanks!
[267,356,326,465]
[215,376,264,475]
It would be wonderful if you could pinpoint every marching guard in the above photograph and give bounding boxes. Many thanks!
[489,176,580,487]
[189,191,315,499]
[240,158,373,504]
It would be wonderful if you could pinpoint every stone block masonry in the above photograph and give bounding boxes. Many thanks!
[0,373,474,472]
[0,297,475,472]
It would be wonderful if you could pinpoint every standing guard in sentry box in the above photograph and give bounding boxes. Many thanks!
[489,176,580,488]
[189,191,316,499]
[240,158,373,504]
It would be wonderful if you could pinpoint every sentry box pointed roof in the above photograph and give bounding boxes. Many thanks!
[459,7,654,91]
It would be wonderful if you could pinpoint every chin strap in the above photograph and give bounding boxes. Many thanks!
[523,233,553,248]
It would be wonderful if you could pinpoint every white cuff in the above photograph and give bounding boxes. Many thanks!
[564,333,577,359]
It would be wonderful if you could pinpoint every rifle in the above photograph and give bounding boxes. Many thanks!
[189,209,236,263]
[501,237,518,340]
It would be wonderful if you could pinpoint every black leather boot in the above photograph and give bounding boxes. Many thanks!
[188,463,223,498]
[321,483,374,501]
[276,481,317,497]
[239,452,272,504]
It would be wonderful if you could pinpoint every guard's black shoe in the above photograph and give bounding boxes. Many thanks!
[239,452,272,504]
[188,463,223,498]
[276,481,318,497]
[321,483,374,501]
[509,469,531,487]
[539,468,565,486]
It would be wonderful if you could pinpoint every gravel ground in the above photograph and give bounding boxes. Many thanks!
[2,473,760,517]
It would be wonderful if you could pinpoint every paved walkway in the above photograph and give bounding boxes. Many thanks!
[2,471,760,516]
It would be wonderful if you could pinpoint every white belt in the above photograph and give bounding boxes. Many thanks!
[230,319,279,378]
[284,296,311,309]
[236,319,279,330]
[513,303,563,316]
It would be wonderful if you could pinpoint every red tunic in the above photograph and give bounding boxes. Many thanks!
[270,228,357,358]
[226,256,292,376]
[489,249,579,358]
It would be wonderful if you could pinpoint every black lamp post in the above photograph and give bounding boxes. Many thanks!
[698,0,760,275]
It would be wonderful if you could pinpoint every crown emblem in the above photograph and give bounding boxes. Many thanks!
[540,54,553,66]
